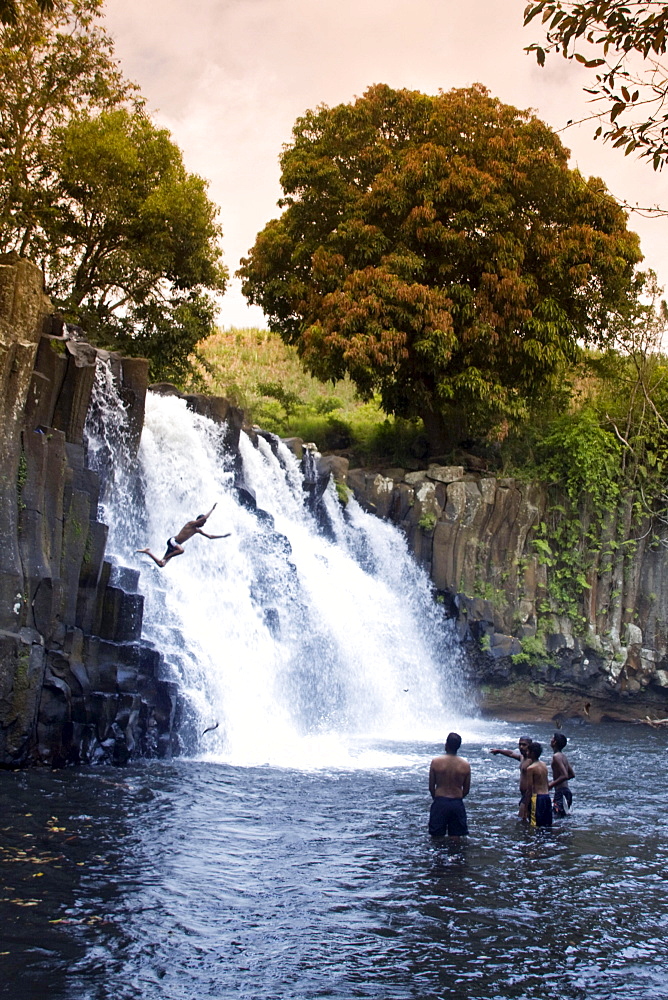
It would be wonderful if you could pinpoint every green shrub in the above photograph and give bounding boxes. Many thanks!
[335,480,352,505]
[512,634,551,667]
[536,408,621,508]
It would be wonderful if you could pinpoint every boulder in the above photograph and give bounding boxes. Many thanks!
[316,454,349,482]
[282,437,304,459]
[426,464,464,484]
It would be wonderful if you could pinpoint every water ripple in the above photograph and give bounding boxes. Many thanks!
[2,725,667,1000]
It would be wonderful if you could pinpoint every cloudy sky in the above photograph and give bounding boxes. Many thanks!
[104,0,668,328]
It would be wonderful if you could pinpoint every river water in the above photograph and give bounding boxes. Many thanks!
[3,375,667,997]
[2,721,667,1000]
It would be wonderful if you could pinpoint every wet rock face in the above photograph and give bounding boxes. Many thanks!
[347,464,668,722]
[0,258,178,768]
[5,259,667,749]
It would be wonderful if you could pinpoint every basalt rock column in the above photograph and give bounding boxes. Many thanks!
[0,256,53,761]
[0,257,179,767]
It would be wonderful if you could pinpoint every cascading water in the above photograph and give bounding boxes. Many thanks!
[85,362,471,767]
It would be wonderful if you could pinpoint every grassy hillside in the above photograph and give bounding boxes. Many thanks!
[199,327,426,464]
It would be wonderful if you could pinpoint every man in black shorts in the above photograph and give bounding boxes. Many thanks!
[428,733,471,837]
[549,733,575,815]
[137,504,229,568]
[526,741,552,828]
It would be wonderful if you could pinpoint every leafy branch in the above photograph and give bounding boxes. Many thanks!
[0,0,53,24]
[524,1,668,168]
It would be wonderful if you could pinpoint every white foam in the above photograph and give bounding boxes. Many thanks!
[86,375,473,766]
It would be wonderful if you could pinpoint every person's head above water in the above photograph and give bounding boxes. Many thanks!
[445,732,462,754]
[528,741,542,761]
[552,733,567,751]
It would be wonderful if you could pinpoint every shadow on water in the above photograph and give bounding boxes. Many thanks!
[0,767,147,1000]
[2,723,668,1000]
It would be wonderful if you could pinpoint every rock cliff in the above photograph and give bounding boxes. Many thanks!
[344,462,668,722]
[0,255,178,767]
[4,254,667,764]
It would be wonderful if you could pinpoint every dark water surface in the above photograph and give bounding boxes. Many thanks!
[1,721,667,1000]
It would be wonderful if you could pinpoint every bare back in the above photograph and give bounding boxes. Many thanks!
[527,760,549,795]
[429,754,471,799]
[551,751,574,786]
[174,504,216,544]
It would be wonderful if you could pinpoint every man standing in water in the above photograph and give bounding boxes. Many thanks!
[526,741,552,828]
[489,736,533,819]
[428,733,471,837]
[549,733,575,816]
[137,504,229,568]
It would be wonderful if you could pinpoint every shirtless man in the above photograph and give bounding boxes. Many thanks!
[490,736,532,819]
[549,733,575,816]
[525,741,552,828]
[137,504,229,568]
[428,732,471,837]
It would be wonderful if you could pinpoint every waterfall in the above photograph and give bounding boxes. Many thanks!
[85,364,470,767]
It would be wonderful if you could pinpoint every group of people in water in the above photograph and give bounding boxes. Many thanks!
[428,731,575,836]
[138,508,575,843]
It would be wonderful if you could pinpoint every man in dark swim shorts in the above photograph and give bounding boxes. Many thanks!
[137,504,230,568]
[165,536,180,556]
[526,741,552,828]
[549,733,575,816]
[428,733,471,837]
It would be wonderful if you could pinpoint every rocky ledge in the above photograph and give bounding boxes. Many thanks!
[0,255,179,767]
[319,458,668,723]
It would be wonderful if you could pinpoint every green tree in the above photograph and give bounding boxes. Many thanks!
[592,273,668,501]
[0,1,227,382]
[43,110,226,380]
[239,84,642,451]
[524,1,668,168]
[0,0,53,24]
[0,0,136,252]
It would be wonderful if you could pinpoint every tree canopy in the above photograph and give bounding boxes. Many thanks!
[239,83,643,450]
[0,0,52,24]
[524,1,668,168]
[0,0,134,248]
[46,110,227,380]
[0,0,227,382]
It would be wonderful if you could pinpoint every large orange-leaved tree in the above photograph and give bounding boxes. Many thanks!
[239,83,643,451]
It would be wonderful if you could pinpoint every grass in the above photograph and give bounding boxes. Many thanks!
[198,327,426,465]
[200,327,352,410]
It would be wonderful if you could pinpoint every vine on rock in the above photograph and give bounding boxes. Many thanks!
[533,409,622,628]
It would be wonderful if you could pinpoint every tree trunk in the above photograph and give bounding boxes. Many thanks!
[421,403,469,458]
